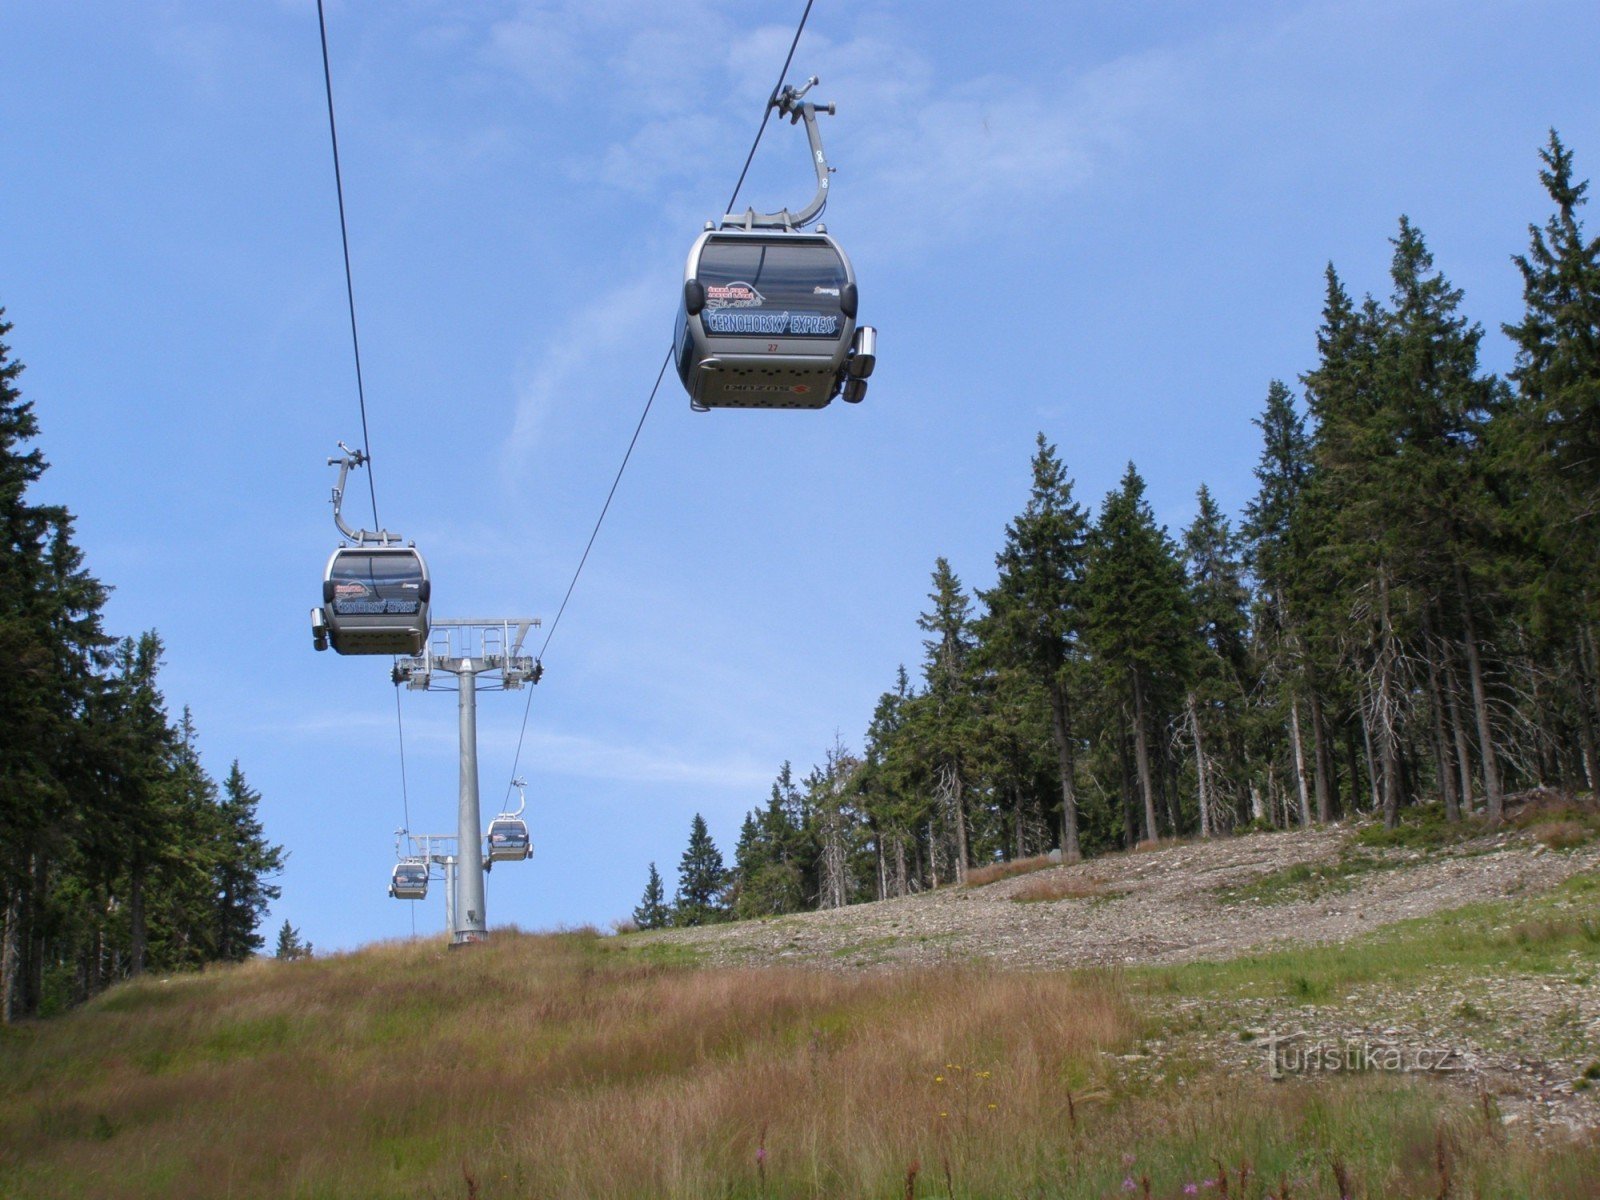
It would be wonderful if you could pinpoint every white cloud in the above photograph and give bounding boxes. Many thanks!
[593,114,728,194]
[487,8,1196,253]
[504,727,772,789]
[268,705,768,790]
[485,6,586,100]
[501,272,665,469]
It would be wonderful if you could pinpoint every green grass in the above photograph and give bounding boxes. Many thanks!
[1352,793,1600,852]
[1143,869,1600,1003]
[1354,803,1484,850]
[1215,850,1396,905]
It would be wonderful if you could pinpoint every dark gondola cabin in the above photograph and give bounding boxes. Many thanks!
[316,545,430,655]
[676,230,868,410]
[487,817,531,863]
[389,860,429,900]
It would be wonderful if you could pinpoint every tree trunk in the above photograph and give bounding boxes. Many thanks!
[945,763,969,884]
[820,814,848,909]
[1046,679,1081,860]
[1454,562,1503,824]
[1427,648,1461,822]
[1422,605,1460,822]
[0,890,18,1024]
[1376,570,1402,828]
[1131,671,1159,842]
[1576,629,1600,803]
[1442,650,1476,813]
[1119,723,1138,848]
[1289,696,1314,826]
[1188,692,1212,838]
[1361,710,1381,813]
[1344,718,1362,815]
[130,861,149,976]
[1308,687,1335,822]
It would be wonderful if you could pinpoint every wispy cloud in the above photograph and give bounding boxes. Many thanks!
[264,706,769,790]
[500,272,664,469]
[480,7,1194,250]
[499,726,772,789]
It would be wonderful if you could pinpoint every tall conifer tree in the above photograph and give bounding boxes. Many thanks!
[1082,465,1193,842]
[978,434,1090,857]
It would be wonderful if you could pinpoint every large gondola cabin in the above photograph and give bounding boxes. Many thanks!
[314,545,430,655]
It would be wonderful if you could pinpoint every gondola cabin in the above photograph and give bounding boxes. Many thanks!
[487,817,531,863]
[389,859,429,900]
[315,545,430,655]
[676,229,873,411]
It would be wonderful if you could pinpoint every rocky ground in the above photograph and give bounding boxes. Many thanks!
[635,821,1600,1136]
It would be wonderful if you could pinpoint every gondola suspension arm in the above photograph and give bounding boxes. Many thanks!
[328,442,404,546]
[721,77,836,232]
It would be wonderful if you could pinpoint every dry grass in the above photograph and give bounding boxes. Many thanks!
[1535,820,1591,849]
[4,926,1599,1198]
[1012,874,1112,903]
[0,930,1133,1199]
[963,854,1057,888]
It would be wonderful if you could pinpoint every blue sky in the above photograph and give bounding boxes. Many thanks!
[6,1,1597,951]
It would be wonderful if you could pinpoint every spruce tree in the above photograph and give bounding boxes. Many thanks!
[859,666,926,897]
[1241,379,1336,824]
[1503,131,1600,797]
[1505,130,1600,562]
[1181,484,1251,833]
[1082,464,1193,842]
[1302,265,1409,826]
[214,762,285,961]
[0,309,112,1017]
[1383,216,1506,822]
[632,862,669,930]
[733,770,806,918]
[274,920,310,960]
[912,558,981,880]
[978,434,1091,857]
[672,815,728,927]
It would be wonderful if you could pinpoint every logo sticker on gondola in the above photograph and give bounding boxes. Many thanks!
[727,382,805,394]
[704,281,765,310]
[704,310,840,336]
[813,286,840,297]
[335,582,371,599]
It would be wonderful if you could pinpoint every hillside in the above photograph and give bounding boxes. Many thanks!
[3,807,1598,1199]
[643,805,1600,1136]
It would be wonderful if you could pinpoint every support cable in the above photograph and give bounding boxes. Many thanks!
[316,0,381,531]
[724,0,818,218]
[316,1,416,875]
[498,0,821,805]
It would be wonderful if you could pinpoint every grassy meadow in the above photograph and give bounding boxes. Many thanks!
[2,881,1599,1198]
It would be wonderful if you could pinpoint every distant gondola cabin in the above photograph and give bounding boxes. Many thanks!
[389,860,429,900]
[487,817,531,863]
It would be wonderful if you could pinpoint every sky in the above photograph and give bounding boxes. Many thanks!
[5,0,1598,952]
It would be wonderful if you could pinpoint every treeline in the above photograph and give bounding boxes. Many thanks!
[0,309,284,1019]
[634,131,1600,924]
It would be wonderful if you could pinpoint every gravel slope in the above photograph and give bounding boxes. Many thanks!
[634,822,1600,1135]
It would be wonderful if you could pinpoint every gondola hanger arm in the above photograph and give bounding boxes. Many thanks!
[327,443,404,546]
[722,76,836,232]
